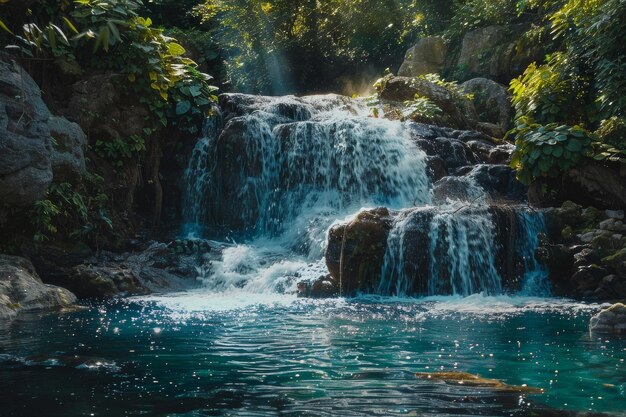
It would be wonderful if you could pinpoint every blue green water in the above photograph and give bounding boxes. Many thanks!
[0,293,624,416]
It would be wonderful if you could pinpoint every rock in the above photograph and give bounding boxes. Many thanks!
[325,208,394,296]
[297,275,339,298]
[458,26,508,75]
[378,76,478,130]
[398,36,448,77]
[69,264,145,298]
[606,210,625,220]
[456,24,544,83]
[0,254,76,320]
[65,241,213,298]
[599,218,615,230]
[594,274,626,301]
[460,78,512,136]
[589,303,626,335]
[326,205,540,296]
[0,55,88,224]
[537,242,574,290]
[487,144,515,165]
[17,239,94,286]
[413,136,477,171]
[579,231,596,244]
[445,164,526,202]
[48,115,87,182]
[0,55,53,208]
[559,201,584,226]
[426,156,448,182]
[571,265,610,297]
[603,248,626,279]
[529,161,626,210]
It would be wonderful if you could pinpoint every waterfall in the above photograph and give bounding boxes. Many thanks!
[184,94,431,258]
[517,209,551,296]
[182,108,222,237]
[181,93,549,297]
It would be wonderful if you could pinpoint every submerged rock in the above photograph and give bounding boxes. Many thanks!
[589,303,626,335]
[0,255,76,320]
[415,371,544,394]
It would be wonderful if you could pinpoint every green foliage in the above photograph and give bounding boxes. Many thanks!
[447,0,518,37]
[510,120,593,184]
[508,0,626,182]
[509,55,588,126]
[194,0,452,93]
[402,95,442,120]
[95,134,147,166]
[2,0,217,138]
[31,177,112,243]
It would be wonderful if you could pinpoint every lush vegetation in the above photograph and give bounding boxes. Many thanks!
[507,0,626,183]
[0,0,217,243]
[1,0,625,243]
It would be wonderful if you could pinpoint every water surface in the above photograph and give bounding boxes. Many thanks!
[1,294,623,416]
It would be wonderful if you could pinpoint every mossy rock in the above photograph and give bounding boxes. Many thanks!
[603,247,626,278]
[582,206,603,225]
[561,226,574,241]
[591,233,623,257]
[559,200,583,226]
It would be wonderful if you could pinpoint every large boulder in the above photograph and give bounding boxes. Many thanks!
[589,303,626,335]
[0,56,53,208]
[398,36,448,77]
[379,76,478,130]
[64,240,213,298]
[456,24,544,83]
[460,78,512,137]
[0,254,77,320]
[0,55,87,219]
[325,208,393,296]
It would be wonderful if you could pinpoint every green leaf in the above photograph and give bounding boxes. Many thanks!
[552,146,564,157]
[167,42,186,56]
[0,18,14,35]
[176,100,191,115]
[62,17,79,34]
[566,139,583,152]
[530,148,542,160]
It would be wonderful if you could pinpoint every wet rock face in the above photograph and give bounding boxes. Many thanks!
[325,205,539,297]
[0,255,76,320]
[589,303,626,335]
[398,36,448,77]
[325,208,393,296]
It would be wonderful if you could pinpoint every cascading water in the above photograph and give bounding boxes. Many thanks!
[181,93,549,297]
[517,209,551,296]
